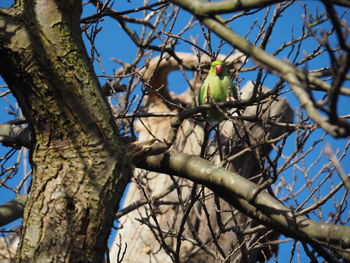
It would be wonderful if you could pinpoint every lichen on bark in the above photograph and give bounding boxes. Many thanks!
[0,1,130,262]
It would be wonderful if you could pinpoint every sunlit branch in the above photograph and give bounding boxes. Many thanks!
[172,0,284,16]
[138,151,350,261]
[172,0,350,137]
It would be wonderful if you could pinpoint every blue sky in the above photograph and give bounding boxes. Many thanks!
[0,1,349,262]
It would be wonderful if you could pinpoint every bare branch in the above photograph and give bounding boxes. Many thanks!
[172,0,350,137]
[0,195,26,227]
[138,151,350,261]
[330,0,350,7]
[0,123,31,148]
[172,0,285,16]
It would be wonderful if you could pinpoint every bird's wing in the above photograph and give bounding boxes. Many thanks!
[198,79,209,105]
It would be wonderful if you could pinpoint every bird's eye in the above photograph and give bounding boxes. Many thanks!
[215,65,223,75]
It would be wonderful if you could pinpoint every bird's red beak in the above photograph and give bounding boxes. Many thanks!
[215,65,223,75]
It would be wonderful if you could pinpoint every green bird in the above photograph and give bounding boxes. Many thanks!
[198,60,237,122]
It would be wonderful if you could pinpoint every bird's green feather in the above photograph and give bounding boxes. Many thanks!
[198,60,237,122]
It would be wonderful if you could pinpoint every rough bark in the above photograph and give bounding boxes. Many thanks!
[0,1,130,262]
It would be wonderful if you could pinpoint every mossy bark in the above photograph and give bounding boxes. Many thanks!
[0,1,130,262]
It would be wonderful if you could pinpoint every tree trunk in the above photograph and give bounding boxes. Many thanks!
[111,54,293,262]
[0,1,129,262]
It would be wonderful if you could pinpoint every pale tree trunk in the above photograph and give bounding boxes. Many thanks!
[111,54,293,262]
[0,1,129,262]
